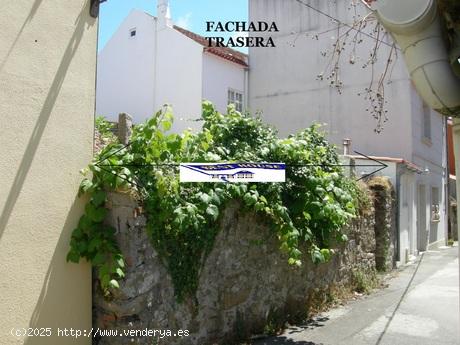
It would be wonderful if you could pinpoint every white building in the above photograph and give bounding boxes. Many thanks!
[96,0,248,132]
[249,0,448,264]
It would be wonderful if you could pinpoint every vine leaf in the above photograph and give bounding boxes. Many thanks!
[69,101,365,301]
[79,178,93,196]
[66,250,80,263]
[92,191,107,207]
[85,203,107,223]
[109,280,120,289]
[206,205,219,221]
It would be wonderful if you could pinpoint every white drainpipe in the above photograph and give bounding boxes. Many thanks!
[371,0,460,116]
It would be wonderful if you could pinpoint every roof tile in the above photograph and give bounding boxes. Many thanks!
[173,25,248,67]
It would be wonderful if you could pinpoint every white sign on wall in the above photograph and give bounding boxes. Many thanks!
[180,163,286,183]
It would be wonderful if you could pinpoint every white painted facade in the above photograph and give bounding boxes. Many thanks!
[202,53,248,113]
[249,0,448,264]
[96,3,247,133]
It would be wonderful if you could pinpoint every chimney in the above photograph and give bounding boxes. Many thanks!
[343,138,352,155]
[157,0,172,28]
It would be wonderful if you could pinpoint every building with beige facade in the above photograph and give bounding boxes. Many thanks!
[0,1,97,344]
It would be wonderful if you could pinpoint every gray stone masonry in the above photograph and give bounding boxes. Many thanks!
[93,192,378,345]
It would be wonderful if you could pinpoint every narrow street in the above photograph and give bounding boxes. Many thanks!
[255,246,459,345]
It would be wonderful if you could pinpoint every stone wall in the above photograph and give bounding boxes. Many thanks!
[93,192,377,345]
[368,177,397,271]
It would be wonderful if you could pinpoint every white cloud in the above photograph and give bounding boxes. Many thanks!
[176,12,192,29]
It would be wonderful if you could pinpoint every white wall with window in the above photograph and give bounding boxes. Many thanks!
[202,52,247,114]
[228,89,244,112]
[97,7,247,130]
[249,0,449,253]
[411,86,448,249]
[97,10,157,123]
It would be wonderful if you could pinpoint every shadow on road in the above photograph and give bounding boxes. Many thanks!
[286,317,329,333]
[254,336,322,345]
[253,316,329,345]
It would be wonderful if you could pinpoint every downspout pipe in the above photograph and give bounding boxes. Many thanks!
[371,0,460,117]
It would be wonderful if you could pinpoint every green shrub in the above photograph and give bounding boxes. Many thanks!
[95,115,115,138]
[68,102,359,300]
[352,269,379,294]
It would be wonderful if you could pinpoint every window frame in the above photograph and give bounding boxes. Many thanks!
[227,88,244,112]
[129,28,137,38]
[422,102,432,144]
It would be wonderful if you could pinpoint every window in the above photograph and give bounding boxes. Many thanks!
[422,102,431,142]
[130,28,137,37]
[431,187,440,222]
[228,89,244,112]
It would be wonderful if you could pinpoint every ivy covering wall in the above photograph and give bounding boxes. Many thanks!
[68,103,362,300]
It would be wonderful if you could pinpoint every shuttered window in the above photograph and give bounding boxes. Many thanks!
[228,89,244,112]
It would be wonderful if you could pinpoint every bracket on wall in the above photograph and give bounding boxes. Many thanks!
[90,0,107,18]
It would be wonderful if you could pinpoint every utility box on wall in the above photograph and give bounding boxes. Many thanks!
[0,1,97,344]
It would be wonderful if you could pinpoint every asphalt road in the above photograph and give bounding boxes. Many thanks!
[254,245,459,345]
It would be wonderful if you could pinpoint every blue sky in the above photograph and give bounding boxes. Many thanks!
[98,0,248,51]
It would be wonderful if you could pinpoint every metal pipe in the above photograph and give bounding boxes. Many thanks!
[372,0,460,116]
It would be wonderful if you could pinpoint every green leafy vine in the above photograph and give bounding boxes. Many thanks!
[68,102,359,300]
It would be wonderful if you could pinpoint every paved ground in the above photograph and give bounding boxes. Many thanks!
[254,245,459,345]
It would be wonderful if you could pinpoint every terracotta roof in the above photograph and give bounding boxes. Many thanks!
[173,25,248,67]
[349,154,424,173]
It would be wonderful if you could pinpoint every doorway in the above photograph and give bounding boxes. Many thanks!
[417,184,427,251]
